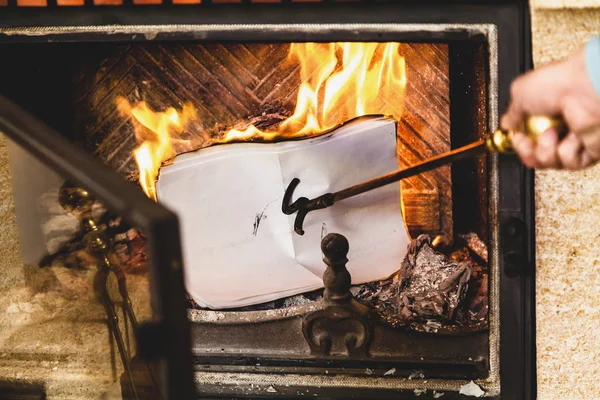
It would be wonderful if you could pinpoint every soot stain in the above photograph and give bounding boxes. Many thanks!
[252,199,278,236]
[253,212,267,236]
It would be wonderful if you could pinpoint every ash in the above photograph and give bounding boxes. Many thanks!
[188,233,489,331]
[353,234,486,330]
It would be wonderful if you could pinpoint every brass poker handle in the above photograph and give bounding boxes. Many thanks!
[486,116,569,153]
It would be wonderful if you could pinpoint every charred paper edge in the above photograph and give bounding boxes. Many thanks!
[0,23,500,395]
[158,114,389,169]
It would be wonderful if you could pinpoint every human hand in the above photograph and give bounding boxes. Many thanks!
[501,44,600,170]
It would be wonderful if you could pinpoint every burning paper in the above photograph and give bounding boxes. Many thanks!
[156,116,410,309]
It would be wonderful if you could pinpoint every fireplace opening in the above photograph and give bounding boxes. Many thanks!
[1,36,492,396]
[1,40,488,307]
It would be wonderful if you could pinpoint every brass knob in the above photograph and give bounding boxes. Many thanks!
[58,181,94,213]
[58,181,110,262]
[486,116,569,153]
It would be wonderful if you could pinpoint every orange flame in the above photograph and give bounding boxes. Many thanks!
[117,100,197,200]
[122,42,407,200]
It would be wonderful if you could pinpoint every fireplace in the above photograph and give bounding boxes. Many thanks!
[0,1,535,399]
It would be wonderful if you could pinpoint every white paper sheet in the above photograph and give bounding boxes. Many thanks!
[156,116,411,309]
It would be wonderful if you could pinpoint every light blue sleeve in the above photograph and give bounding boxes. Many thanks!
[585,36,600,97]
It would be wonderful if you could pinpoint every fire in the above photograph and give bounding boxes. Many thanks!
[121,42,407,200]
[117,100,197,200]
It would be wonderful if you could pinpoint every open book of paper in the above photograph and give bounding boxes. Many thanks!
[156,115,411,309]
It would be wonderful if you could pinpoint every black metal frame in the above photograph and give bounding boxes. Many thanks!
[0,1,535,399]
[0,96,195,400]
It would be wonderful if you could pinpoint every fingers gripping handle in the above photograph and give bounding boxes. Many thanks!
[486,115,569,153]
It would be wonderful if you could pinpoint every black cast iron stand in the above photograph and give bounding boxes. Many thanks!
[302,233,374,357]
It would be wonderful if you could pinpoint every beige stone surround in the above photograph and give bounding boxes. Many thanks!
[2,2,600,399]
[531,4,600,399]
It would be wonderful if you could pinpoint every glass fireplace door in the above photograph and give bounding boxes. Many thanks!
[0,95,195,400]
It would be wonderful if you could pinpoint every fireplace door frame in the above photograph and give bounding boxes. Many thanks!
[0,96,195,400]
[0,1,535,398]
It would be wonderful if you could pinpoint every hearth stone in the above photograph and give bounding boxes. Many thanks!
[0,240,152,400]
